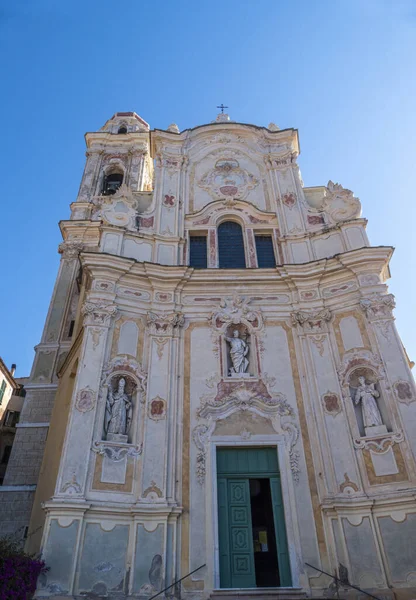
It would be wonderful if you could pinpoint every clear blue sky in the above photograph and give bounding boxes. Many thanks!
[1,1,415,377]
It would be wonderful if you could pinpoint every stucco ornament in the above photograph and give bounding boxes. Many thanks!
[82,300,118,327]
[211,295,262,331]
[75,387,96,413]
[147,311,185,336]
[225,330,249,375]
[360,293,396,321]
[322,180,361,223]
[104,377,132,441]
[93,183,139,230]
[198,158,259,200]
[353,376,383,431]
[58,241,84,260]
[291,309,332,333]
[193,379,300,484]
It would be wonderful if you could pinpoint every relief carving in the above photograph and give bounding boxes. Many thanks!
[198,158,259,200]
[82,301,118,327]
[147,311,185,336]
[393,380,414,405]
[75,387,96,413]
[322,391,342,417]
[322,180,361,223]
[360,293,395,321]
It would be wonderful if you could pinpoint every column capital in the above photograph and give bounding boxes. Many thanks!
[58,241,84,260]
[360,293,395,321]
[81,300,118,327]
[291,308,332,333]
[146,311,185,336]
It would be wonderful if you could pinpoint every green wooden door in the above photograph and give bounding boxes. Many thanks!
[218,477,256,588]
[217,448,291,588]
[270,477,292,586]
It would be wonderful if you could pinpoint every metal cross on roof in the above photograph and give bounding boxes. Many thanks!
[217,104,228,114]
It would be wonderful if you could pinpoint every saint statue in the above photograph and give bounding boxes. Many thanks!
[105,377,132,440]
[225,330,249,375]
[354,376,383,430]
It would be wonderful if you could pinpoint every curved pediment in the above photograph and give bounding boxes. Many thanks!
[185,198,278,229]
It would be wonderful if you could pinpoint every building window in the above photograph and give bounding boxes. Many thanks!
[4,411,19,428]
[118,126,127,134]
[189,236,207,268]
[255,235,276,268]
[1,446,12,464]
[102,172,123,195]
[0,380,6,405]
[218,221,246,269]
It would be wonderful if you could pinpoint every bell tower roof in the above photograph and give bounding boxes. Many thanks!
[99,111,150,134]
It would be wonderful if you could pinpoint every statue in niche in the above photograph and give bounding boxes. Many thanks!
[225,330,249,376]
[354,376,385,435]
[104,377,133,442]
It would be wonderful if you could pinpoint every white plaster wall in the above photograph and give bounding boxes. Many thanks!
[339,316,364,351]
[123,239,152,262]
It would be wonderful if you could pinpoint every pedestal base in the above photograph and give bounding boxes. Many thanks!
[229,372,252,378]
[365,424,388,436]
[107,433,128,443]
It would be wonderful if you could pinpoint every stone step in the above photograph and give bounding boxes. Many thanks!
[210,587,308,600]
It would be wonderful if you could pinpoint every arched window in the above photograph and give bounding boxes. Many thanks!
[102,172,123,195]
[218,221,246,269]
[118,126,127,134]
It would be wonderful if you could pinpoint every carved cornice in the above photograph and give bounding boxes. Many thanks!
[81,301,118,327]
[146,311,185,336]
[360,293,395,321]
[58,241,84,260]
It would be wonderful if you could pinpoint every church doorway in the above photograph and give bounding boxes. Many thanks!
[217,447,292,589]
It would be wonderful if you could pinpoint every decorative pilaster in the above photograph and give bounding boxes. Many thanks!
[54,299,118,499]
[291,308,361,495]
[207,228,217,268]
[76,149,102,202]
[140,311,185,502]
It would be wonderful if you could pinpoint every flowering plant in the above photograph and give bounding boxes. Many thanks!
[0,537,48,600]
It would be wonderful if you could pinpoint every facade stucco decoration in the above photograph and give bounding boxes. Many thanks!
[75,387,96,413]
[291,308,332,333]
[194,378,300,484]
[211,295,263,332]
[93,183,139,231]
[198,157,259,200]
[6,110,416,600]
[360,293,396,321]
[81,300,118,327]
[322,180,362,223]
[58,241,84,260]
[393,380,414,405]
[322,391,342,416]
[146,311,185,336]
[100,356,147,407]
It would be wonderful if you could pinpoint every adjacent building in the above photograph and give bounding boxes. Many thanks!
[1,111,416,600]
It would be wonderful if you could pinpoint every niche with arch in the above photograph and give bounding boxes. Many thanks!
[103,374,138,444]
[223,323,258,379]
[348,367,391,437]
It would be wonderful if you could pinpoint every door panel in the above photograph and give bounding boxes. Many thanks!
[228,479,256,588]
[270,477,292,586]
[218,478,231,588]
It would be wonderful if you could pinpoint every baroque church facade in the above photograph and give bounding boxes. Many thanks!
[3,111,416,599]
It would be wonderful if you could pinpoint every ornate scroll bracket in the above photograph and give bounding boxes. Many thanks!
[291,309,332,333]
[353,430,404,453]
[58,241,84,260]
[92,440,143,461]
[146,311,185,336]
[360,293,395,321]
[82,300,118,327]
[322,180,361,224]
